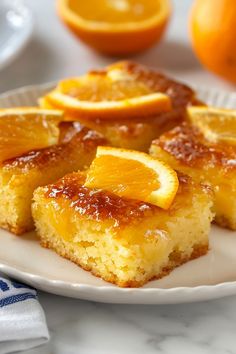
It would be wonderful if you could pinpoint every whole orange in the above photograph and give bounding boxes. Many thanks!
[190,0,236,83]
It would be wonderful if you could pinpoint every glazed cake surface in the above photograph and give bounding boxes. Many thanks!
[32,172,213,287]
[41,61,200,152]
[0,124,106,235]
[150,123,236,229]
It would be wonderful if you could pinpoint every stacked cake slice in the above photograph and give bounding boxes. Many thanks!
[32,147,214,287]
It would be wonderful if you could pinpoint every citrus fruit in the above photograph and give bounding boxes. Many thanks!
[57,0,171,55]
[187,106,236,145]
[84,146,179,209]
[0,108,63,162]
[190,0,236,83]
[44,63,172,120]
[38,97,55,110]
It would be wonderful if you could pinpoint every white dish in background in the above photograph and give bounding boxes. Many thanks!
[0,0,34,70]
[0,83,236,304]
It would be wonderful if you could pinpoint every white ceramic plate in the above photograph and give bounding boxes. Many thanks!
[0,83,236,304]
[0,0,34,70]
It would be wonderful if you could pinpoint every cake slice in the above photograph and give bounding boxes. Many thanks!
[40,61,200,151]
[32,172,213,287]
[0,124,106,235]
[150,122,236,230]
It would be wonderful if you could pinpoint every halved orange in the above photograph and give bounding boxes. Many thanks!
[188,106,236,145]
[44,64,172,120]
[57,0,171,55]
[84,146,179,209]
[0,108,63,162]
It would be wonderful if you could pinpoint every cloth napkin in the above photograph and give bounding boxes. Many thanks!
[0,273,49,354]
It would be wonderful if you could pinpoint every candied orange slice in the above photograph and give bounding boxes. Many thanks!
[188,106,236,145]
[45,66,171,120]
[0,108,63,162]
[84,146,179,209]
[57,0,171,55]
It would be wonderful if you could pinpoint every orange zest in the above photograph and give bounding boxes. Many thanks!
[84,146,179,209]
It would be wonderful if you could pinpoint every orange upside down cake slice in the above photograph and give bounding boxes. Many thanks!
[39,61,200,151]
[32,147,214,287]
[150,106,236,230]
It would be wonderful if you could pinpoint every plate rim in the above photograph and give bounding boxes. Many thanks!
[1,260,236,293]
[1,82,236,303]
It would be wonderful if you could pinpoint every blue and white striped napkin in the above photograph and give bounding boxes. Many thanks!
[0,273,49,354]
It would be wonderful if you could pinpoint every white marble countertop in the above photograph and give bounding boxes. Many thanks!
[1,0,236,353]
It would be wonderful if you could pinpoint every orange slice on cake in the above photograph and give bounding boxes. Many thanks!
[84,146,179,209]
[44,64,172,120]
[0,108,63,162]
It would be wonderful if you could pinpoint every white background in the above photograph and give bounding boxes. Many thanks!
[1,1,236,353]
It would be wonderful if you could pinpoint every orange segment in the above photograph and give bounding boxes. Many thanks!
[45,65,172,120]
[57,0,171,55]
[188,106,236,145]
[0,108,63,162]
[84,146,179,209]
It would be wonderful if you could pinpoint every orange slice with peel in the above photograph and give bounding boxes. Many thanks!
[57,0,171,55]
[38,96,56,110]
[0,108,63,162]
[45,66,172,120]
[188,106,236,145]
[84,146,179,209]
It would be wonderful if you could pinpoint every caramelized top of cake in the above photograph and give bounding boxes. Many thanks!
[152,123,236,170]
[68,62,199,143]
[107,61,197,109]
[2,125,106,172]
[58,121,83,143]
[43,171,210,226]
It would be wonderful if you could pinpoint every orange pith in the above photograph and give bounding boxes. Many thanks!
[84,146,179,209]
[0,108,63,162]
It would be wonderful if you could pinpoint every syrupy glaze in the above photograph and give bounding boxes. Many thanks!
[153,123,236,170]
[43,171,205,225]
[58,121,83,143]
[63,61,198,117]
[60,111,184,153]
[112,61,196,109]
[45,172,157,225]
[2,125,106,171]
[80,61,197,109]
